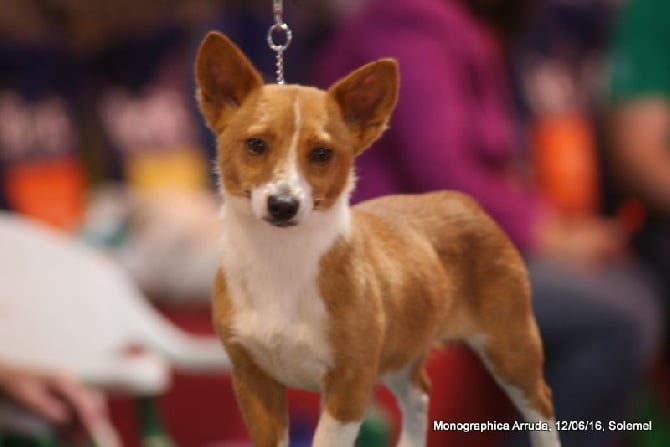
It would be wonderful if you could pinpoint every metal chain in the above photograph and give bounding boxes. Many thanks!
[267,0,292,84]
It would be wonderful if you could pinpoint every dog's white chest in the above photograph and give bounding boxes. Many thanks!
[218,197,349,391]
[229,294,332,391]
[224,269,332,390]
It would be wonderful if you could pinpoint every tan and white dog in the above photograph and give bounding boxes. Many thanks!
[196,32,560,447]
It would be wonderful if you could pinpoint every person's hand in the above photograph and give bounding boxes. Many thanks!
[0,364,119,447]
[534,212,627,268]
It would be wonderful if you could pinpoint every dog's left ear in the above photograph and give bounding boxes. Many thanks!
[328,59,399,153]
[195,32,264,133]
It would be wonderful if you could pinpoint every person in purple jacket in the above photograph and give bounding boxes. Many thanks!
[313,0,661,446]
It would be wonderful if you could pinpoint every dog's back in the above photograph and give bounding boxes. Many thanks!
[349,191,530,369]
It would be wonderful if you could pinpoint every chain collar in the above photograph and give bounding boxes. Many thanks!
[266,0,292,84]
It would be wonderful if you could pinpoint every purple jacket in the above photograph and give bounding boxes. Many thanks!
[313,0,538,251]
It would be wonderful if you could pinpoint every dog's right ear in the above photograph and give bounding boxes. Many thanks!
[195,32,264,132]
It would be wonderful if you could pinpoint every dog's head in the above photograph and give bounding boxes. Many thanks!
[195,32,398,227]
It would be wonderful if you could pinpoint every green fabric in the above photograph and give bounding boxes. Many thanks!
[0,433,56,447]
[356,406,391,447]
[631,388,670,447]
[609,0,670,102]
[136,397,175,447]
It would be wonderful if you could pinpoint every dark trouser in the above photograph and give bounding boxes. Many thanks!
[508,258,663,447]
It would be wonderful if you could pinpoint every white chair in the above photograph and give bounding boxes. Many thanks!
[0,212,229,446]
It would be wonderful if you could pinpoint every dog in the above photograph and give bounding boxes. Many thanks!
[195,31,560,447]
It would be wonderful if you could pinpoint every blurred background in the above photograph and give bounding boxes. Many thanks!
[0,0,669,446]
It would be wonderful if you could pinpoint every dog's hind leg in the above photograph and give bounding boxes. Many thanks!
[465,317,561,447]
[383,360,431,447]
[444,228,561,447]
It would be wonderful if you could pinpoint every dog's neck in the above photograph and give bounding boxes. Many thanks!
[219,193,351,274]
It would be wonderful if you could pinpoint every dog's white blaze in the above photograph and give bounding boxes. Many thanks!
[312,411,361,447]
[467,336,561,447]
[250,98,314,222]
[220,189,350,391]
[383,367,429,447]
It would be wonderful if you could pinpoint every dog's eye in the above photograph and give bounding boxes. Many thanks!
[309,147,333,164]
[245,138,268,156]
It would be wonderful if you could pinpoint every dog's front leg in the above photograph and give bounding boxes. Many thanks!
[226,343,288,447]
[313,367,377,447]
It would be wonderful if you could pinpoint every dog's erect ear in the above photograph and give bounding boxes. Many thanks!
[328,59,399,153]
[195,32,264,132]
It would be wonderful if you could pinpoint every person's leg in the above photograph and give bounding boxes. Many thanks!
[507,258,662,447]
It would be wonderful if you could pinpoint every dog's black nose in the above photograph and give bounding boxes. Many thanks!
[267,194,299,222]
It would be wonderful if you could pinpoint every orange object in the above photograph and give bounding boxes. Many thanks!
[531,112,599,216]
[4,156,86,231]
